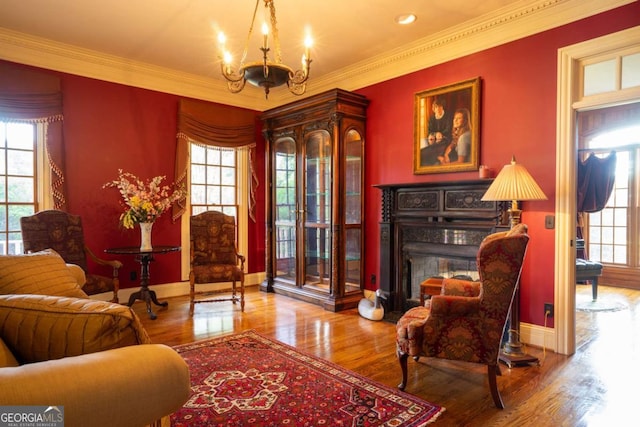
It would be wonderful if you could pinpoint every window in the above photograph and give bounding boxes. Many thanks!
[190,143,238,218]
[0,121,38,255]
[585,126,639,270]
[582,50,640,97]
[180,140,249,281]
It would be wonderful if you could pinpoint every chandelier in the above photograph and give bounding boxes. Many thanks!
[217,0,312,99]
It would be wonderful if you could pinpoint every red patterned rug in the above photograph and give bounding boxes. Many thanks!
[171,330,444,426]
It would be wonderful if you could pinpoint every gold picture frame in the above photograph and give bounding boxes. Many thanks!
[414,77,481,174]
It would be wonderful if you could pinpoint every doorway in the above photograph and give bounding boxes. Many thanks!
[556,26,640,356]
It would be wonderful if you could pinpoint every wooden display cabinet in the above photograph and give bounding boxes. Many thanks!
[260,89,369,311]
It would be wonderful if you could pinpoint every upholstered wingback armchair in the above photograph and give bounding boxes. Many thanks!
[189,210,245,315]
[396,223,530,409]
[20,210,121,302]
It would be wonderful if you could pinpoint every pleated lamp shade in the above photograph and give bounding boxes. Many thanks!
[482,156,547,226]
[482,156,547,202]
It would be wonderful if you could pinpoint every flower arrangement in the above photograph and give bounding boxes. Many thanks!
[103,169,186,229]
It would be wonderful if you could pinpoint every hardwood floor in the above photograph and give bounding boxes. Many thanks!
[133,284,639,427]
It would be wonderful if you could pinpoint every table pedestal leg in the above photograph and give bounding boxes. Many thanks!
[126,254,168,320]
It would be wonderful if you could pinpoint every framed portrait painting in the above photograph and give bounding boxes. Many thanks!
[413,77,481,174]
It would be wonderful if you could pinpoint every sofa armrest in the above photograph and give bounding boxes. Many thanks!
[0,344,190,427]
[0,294,150,363]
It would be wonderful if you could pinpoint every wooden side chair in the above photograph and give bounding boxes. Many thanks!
[396,224,530,409]
[189,211,245,316]
[19,209,121,302]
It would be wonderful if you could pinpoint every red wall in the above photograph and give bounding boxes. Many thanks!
[357,3,640,327]
[52,74,265,289]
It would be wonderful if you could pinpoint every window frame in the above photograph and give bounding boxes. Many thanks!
[180,140,249,281]
[0,120,52,255]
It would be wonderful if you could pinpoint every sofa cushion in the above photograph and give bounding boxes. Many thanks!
[0,294,151,363]
[0,249,88,298]
[66,263,87,287]
[0,337,19,368]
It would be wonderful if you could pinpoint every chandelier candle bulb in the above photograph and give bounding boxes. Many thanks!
[305,35,312,60]
[262,22,269,49]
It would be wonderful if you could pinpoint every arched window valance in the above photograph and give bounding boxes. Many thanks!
[0,62,67,210]
[174,98,258,221]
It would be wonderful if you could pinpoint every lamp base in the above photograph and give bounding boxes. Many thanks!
[499,350,540,369]
[498,330,539,368]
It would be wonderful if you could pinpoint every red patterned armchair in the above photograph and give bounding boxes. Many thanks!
[20,210,121,302]
[189,211,245,316]
[396,223,529,409]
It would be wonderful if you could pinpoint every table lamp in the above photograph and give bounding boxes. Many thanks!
[481,155,547,366]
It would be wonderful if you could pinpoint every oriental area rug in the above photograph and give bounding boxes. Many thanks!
[171,330,444,426]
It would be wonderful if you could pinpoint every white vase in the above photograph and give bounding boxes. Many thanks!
[139,222,153,252]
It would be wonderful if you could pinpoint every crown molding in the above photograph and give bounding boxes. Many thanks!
[0,0,633,111]
[306,0,636,95]
[0,27,269,110]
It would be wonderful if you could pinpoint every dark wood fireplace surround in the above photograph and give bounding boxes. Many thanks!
[375,180,509,318]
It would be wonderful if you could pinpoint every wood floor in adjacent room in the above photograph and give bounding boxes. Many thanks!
[133,284,639,427]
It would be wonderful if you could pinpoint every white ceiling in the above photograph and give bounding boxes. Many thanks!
[0,0,630,110]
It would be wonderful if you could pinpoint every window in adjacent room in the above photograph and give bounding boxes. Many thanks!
[580,119,640,286]
[0,120,41,255]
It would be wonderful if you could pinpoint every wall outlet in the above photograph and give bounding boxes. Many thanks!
[130,271,137,281]
[544,303,554,317]
[370,274,376,284]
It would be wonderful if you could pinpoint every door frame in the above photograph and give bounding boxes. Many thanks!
[555,25,640,355]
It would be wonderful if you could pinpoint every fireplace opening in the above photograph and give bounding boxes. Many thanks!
[406,254,479,307]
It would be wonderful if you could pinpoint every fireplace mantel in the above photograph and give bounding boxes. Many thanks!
[374,180,509,315]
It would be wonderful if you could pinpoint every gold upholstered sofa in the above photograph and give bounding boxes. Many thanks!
[0,249,190,427]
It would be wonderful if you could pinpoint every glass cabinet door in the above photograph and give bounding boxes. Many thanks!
[344,129,363,291]
[304,130,332,292]
[274,137,297,281]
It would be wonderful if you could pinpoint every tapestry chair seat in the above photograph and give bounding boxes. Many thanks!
[189,211,245,315]
[19,210,121,302]
[396,223,530,409]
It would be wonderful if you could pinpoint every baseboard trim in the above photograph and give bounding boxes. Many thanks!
[521,321,556,353]
[91,272,266,303]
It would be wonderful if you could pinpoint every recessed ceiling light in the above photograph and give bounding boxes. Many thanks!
[395,14,417,25]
